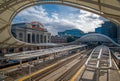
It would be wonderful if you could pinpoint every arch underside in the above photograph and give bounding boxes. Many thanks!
[0,0,120,48]
[75,33,120,46]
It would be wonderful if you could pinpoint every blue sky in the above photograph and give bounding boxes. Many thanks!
[13,4,108,35]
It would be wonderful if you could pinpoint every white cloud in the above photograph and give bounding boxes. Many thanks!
[13,5,105,35]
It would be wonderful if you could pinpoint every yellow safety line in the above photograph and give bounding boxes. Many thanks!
[2,51,84,71]
[112,59,120,74]
[18,63,57,81]
[70,65,85,81]
[18,53,80,81]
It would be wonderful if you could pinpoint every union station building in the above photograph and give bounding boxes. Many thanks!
[0,22,52,56]
[12,22,51,43]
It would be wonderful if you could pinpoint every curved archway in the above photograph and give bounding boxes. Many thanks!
[0,0,120,48]
[75,33,120,46]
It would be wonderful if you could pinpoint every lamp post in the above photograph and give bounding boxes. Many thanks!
[28,63,34,81]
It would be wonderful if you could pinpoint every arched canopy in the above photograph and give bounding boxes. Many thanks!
[75,33,120,46]
[0,0,120,48]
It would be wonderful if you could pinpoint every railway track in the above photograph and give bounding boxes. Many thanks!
[54,54,87,81]
[31,50,91,81]
[25,50,87,81]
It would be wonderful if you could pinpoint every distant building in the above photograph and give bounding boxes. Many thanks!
[117,25,120,44]
[51,35,67,43]
[12,22,51,43]
[102,21,117,41]
[86,32,96,34]
[58,29,84,37]
[95,21,117,42]
[95,27,102,34]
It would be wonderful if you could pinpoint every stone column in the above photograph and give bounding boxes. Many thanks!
[49,35,51,43]
[39,34,41,43]
[43,35,45,43]
[31,33,32,43]
[34,33,36,43]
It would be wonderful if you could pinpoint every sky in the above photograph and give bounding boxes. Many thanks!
[12,4,108,35]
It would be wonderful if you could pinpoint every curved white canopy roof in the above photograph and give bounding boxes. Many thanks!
[0,0,120,48]
[75,33,120,46]
[5,45,86,60]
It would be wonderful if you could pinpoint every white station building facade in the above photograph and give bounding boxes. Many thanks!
[12,22,51,43]
[0,22,52,56]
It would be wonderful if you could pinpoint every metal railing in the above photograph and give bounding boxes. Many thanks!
[85,45,112,69]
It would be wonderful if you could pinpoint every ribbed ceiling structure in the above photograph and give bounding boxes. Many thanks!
[0,0,120,48]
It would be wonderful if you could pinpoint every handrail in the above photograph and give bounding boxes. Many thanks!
[85,45,112,69]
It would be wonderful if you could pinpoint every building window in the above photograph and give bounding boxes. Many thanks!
[0,49,2,56]
[32,33,35,43]
[41,35,43,43]
[36,34,39,43]
[27,34,31,43]
[44,36,46,43]
[19,33,23,41]
[19,33,23,38]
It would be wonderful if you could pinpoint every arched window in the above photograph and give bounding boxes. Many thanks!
[41,35,43,43]
[32,33,35,43]
[0,49,2,55]
[36,34,39,43]
[27,34,31,43]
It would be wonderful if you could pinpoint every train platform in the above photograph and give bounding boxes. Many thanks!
[71,46,120,81]
[1,45,120,81]
[73,59,120,81]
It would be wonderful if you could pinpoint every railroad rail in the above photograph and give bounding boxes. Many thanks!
[22,50,87,81]
[32,49,91,81]
[55,54,87,81]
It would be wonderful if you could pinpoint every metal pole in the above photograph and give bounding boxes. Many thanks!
[49,55,51,60]
[37,56,39,63]
[54,53,56,59]
[29,65,31,81]
[20,60,22,68]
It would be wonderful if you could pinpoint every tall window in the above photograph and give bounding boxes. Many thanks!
[27,34,31,43]
[36,34,39,43]
[44,36,46,43]
[0,49,2,56]
[19,33,23,38]
[32,33,35,43]
[19,33,23,41]
[41,35,43,43]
